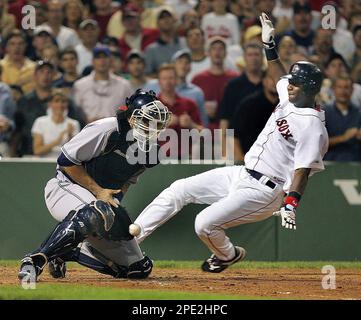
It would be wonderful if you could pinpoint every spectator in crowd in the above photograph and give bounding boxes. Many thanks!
[15,60,83,156]
[91,0,118,40]
[230,69,278,161]
[319,1,355,66]
[63,0,88,33]
[118,3,159,61]
[320,53,361,109]
[195,0,213,19]
[277,35,297,72]
[32,89,80,158]
[109,48,125,76]
[279,1,315,56]
[106,0,159,39]
[165,0,197,18]
[178,9,200,38]
[29,26,57,62]
[246,0,277,26]
[41,43,63,82]
[157,63,203,158]
[171,49,208,127]
[144,8,183,77]
[0,65,16,157]
[6,0,24,28]
[273,0,293,21]
[349,10,361,32]
[309,28,336,70]
[0,0,16,41]
[228,25,263,72]
[126,50,148,91]
[324,74,361,162]
[201,0,240,46]
[0,30,36,94]
[192,37,239,130]
[144,49,208,127]
[73,45,133,123]
[53,48,79,95]
[101,35,119,51]
[185,27,209,81]
[185,26,237,82]
[9,84,23,104]
[234,0,257,28]
[74,19,100,75]
[31,1,47,27]
[38,0,80,51]
[351,24,361,84]
[289,51,308,64]
[219,42,264,134]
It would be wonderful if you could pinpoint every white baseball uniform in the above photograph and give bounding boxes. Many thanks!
[134,78,329,260]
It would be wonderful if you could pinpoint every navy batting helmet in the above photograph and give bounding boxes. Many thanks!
[282,61,323,96]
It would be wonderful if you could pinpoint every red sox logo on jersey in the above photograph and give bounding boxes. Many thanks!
[276,119,293,140]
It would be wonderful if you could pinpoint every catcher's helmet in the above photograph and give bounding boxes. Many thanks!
[282,61,323,96]
[117,89,170,151]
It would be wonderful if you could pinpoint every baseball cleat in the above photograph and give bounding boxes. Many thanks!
[48,258,67,279]
[201,246,246,273]
[18,256,40,283]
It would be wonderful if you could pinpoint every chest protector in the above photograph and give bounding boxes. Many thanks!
[84,124,159,189]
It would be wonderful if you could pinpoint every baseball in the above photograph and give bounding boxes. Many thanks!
[129,223,141,236]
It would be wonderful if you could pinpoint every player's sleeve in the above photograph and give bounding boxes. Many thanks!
[60,122,112,165]
[276,78,289,105]
[293,121,328,174]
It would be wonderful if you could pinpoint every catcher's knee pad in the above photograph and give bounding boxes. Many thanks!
[126,256,153,279]
[69,200,115,239]
[30,201,115,267]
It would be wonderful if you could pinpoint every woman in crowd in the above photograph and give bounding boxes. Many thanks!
[31,89,80,158]
[63,0,89,34]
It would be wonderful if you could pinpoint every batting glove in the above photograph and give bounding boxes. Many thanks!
[273,205,296,230]
[259,12,275,49]
[273,192,301,231]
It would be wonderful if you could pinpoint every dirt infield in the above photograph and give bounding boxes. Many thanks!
[1,264,360,300]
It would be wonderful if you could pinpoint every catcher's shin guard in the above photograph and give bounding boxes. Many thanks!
[21,200,116,278]
[75,242,128,278]
[74,242,152,279]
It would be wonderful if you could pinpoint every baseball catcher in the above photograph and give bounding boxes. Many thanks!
[18,89,170,282]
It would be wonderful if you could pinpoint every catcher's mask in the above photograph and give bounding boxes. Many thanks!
[117,89,171,152]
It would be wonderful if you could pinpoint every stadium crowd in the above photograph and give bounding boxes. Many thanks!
[0,0,361,161]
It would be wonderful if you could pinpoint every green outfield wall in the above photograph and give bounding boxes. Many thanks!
[0,160,360,261]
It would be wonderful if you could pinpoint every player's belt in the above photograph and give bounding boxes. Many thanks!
[246,169,276,189]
